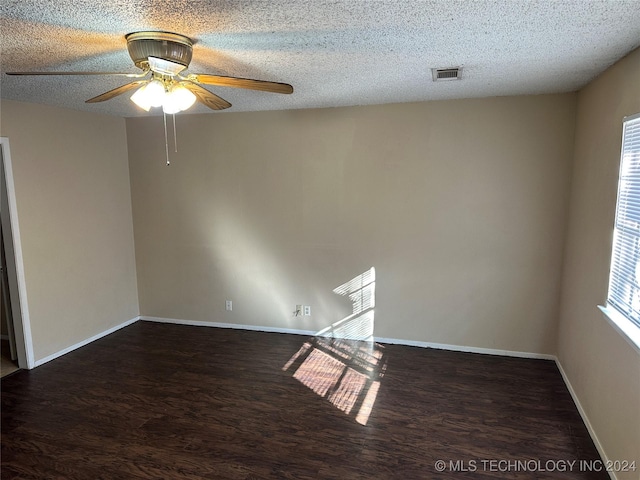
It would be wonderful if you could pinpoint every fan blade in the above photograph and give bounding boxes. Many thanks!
[181,82,231,110]
[6,71,149,78]
[188,74,293,94]
[86,80,148,103]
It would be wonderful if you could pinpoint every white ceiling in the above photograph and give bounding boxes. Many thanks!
[1,0,639,117]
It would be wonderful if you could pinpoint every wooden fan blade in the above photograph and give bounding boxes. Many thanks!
[86,80,148,103]
[6,71,148,78]
[189,74,293,94]
[181,82,231,110]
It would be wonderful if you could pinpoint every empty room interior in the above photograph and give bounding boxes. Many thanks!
[1,1,639,479]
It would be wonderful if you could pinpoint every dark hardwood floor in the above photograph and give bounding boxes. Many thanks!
[1,321,607,479]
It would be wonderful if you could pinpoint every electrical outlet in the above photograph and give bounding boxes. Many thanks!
[295,305,303,316]
[225,300,232,311]
[303,305,311,316]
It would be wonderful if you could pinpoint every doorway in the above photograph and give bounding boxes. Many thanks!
[1,137,33,371]
[1,226,19,376]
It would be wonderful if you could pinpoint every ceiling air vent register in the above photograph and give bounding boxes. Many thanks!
[432,67,462,81]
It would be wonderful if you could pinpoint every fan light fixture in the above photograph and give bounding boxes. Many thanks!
[6,30,293,165]
[130,79,196,113]
[7,30,293,113]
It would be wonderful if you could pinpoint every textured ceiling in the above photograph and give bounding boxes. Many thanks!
[1,0,639,117]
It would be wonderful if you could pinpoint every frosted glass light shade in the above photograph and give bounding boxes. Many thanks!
[130,79,165,111]
[130,86,151,111]
[163,84,197,114]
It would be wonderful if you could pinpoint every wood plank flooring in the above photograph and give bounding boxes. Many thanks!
[1,321,608,479]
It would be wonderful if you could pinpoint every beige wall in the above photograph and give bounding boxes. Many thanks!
[128,94,576,354]
[557,48,640,477]
[0,100,139,362]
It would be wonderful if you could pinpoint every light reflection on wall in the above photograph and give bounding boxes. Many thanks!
[283,268,386,425]
[204,210,295,321]
[317,267,376,341]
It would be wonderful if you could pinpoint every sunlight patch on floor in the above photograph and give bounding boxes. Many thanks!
[283,268,386,425]
[284,336,386,425]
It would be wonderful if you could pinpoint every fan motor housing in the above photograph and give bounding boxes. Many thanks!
[126,31,193,69]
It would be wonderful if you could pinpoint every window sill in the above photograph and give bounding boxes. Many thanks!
[598,305,640,354]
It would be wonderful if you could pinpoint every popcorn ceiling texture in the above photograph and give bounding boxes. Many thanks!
[1,0,639,117]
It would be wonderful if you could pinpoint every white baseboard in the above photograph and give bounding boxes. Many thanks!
[140,316,317,337]
[141,315,555,360]
[554,359,615,480]
[373,335,557,360]
[33,316,140,368]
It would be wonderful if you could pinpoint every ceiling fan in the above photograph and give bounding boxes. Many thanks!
[6,31,294,113]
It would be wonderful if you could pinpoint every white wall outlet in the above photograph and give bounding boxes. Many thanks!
[295,305,303,316]
[225,300,232,311]
[303,305,311,316]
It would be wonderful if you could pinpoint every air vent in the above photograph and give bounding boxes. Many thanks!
[432,67,462,81]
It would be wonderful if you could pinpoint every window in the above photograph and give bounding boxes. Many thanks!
[602,113,640,350]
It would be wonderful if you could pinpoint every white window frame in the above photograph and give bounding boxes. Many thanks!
[600,112,640,352]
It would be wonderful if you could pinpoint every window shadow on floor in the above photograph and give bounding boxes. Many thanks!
[282,335,387,425]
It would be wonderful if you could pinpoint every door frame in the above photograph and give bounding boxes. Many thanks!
[1,137,34,369]
[2,227,19,360]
